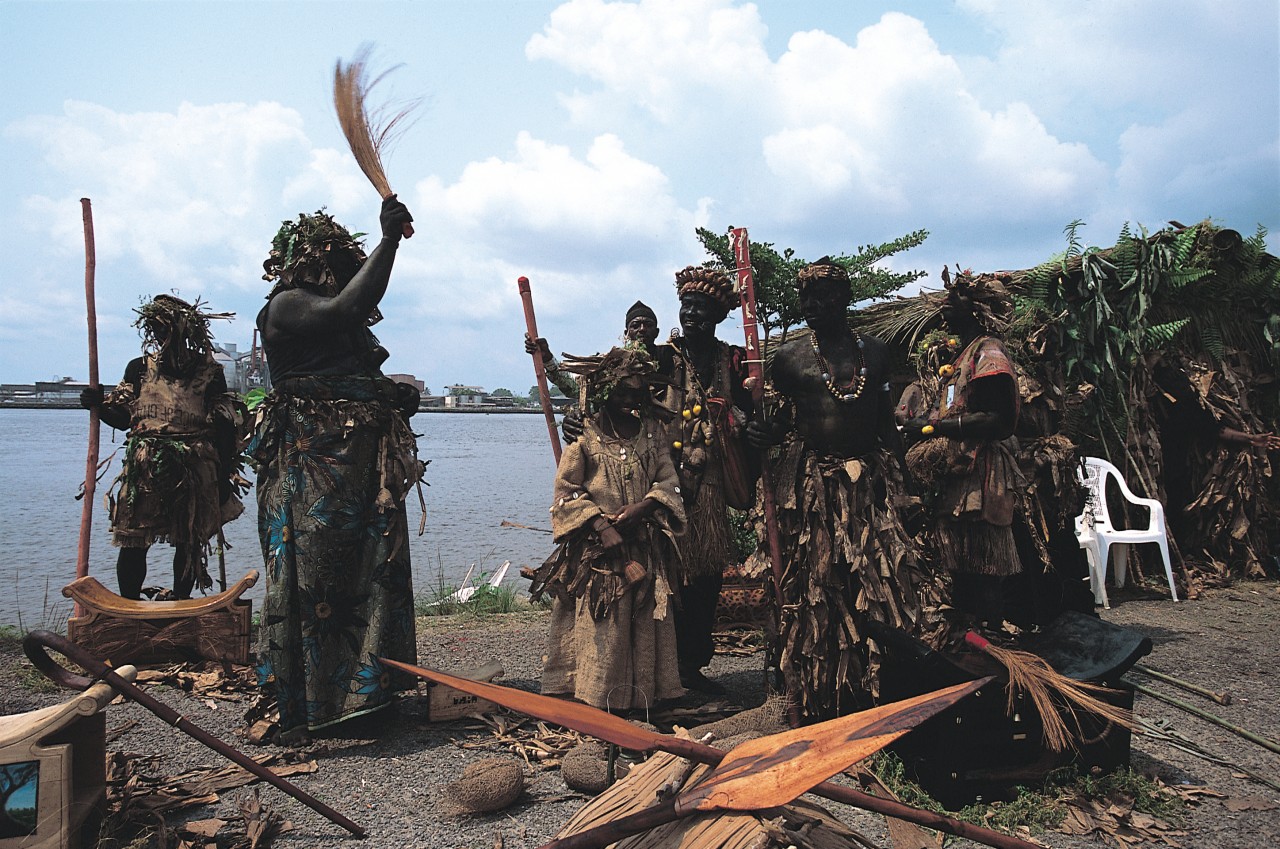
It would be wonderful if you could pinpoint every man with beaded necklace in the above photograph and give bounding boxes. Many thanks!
[747,258,936,720]
[662,265,756,695]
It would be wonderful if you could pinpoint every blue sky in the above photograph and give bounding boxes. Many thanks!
[2,0,1276,392]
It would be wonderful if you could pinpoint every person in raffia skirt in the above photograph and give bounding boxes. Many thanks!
[530,346,687,712]
[249,197,424,742]
[902,268,1024,626]
[747,259,938,720]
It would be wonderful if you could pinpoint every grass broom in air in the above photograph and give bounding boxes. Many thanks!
[333,43,419,237]
[964,631,1136,752]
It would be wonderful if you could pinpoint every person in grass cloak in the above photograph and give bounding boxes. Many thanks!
[746,258,937,720]
[249,196,424,742]
[529,345,687,711]
[79,294,246,600]
[901,268,1025,626]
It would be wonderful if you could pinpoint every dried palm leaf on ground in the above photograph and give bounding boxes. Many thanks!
[711,628,765,656]
[455,711,589,769]
[333,43,420,236]
[555,732,881,849]
[136,660,258,700]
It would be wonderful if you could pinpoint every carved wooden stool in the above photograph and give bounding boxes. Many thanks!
[62,571,258,666]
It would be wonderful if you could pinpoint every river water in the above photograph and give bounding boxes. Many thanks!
[0,409,562,626]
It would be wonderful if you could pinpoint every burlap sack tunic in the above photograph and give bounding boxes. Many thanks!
[105,354,245,588]
[536,418,687,711]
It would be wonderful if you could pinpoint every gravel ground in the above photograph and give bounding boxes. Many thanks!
[3,583,1279,849]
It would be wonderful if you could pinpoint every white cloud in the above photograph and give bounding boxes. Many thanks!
[527,0,772,123]
[407,131,702,320]
[6,99,367,288]
[530,4,1111,246]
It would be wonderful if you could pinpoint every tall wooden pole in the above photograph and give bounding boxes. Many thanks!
[76,198,99,615]
[729,228,786,615]
[730,227,797,726]
[518,276,563,464]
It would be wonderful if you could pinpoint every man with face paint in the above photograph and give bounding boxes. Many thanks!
[80,295,246,600]
[746,258,934,719]
[662,266,755,695]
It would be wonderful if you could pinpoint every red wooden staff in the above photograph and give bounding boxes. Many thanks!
[731,227,798,727]
[518,276,563,464]
[729,230,787,620]
[76,198,99,615]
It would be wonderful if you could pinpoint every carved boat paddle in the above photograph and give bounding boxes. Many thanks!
[381,658,1036,849]
[542,680,982,848]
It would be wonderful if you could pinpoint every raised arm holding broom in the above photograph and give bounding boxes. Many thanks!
[334,43,418,238]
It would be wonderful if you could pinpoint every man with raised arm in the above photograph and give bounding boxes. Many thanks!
[250,196,424,743]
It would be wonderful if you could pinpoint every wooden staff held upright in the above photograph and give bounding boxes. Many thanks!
[730,229,786,615]
[76,198,98,614]
[731,228,799,726]
[518,276,562,464]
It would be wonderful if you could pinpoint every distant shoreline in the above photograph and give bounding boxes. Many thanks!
[0,400,560,414]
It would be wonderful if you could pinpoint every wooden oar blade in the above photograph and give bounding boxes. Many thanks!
[676,677,990,815]
[380,657,676,753]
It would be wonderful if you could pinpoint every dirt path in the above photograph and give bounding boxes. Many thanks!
[2,584,1278,848]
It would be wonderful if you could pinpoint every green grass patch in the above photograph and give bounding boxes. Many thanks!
[866,753,1186,839]
[416,560,532,619]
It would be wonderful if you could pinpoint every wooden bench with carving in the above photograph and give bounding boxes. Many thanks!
[62,570,258,666]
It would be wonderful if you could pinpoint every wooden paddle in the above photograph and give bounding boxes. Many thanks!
[380,658,1037,849]
[543,680,981,848]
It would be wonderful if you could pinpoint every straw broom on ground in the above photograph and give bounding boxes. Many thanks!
[333,43,419,238]
[964,631,1136,752]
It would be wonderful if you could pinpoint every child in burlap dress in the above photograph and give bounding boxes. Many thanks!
[531,347,687,711]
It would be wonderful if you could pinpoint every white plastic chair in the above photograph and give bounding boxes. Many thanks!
[1074,456,1177,609]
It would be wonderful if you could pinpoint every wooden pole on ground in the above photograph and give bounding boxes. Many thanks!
[25,630,366,837]
[76,198,99,618]
[518,276,562,464]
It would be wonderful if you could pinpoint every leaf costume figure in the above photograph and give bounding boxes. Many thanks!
[530,346,688,711]
[82,294,246,600]
[903,270,1025,625]
[661,265,755,694]
[746,259,938,720]
[249,198,423,739]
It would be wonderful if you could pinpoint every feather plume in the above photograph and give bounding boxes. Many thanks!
[333,43,420,207]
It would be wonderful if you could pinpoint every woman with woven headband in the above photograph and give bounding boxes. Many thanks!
[745,258,938,720]
[248,196,424,743]
[901,268,1024,626]
[80,294,246,600]
[529,346,687,711]
[662,264,756,696]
